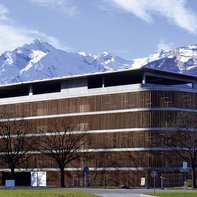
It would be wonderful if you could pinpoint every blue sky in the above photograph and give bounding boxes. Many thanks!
[0,0,197,59]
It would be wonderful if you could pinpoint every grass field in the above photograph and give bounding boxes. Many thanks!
[0,190,100,197]
[146,192,197,197]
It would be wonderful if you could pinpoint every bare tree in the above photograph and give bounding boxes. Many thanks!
[38,118,87,187]
[0,113,35,179]
[158,112,197,188]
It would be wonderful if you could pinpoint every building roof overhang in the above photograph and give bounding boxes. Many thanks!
[0,67,196,89]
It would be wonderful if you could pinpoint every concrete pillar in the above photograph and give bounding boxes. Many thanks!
[102,77,105,88]
[29,84,33,95]
[142,74,146,84]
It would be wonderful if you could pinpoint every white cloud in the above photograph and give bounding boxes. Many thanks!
[0,3,64,54]
[0,4,9,21]
[30,0,77,16]
[109,0,197,34]
[157,40,174,51]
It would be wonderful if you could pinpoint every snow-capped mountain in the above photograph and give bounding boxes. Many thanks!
[0,39,131,84]
[0,39,197,85]
[132,45,197,75]
[95,51,131,71]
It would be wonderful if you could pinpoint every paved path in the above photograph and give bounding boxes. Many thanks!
[72,188,197,197]
[71,188,153,197]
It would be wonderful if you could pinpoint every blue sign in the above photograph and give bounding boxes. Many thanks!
[151,170,158,177]
[83,166,89,175]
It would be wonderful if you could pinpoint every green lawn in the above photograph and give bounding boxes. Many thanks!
[0,190,99,197]
[146,192,197,197]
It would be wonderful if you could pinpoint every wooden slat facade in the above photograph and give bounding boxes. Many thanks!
[0,85,196,187]
[0,90,196,117]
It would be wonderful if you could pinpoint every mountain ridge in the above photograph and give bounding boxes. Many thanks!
[0,39,196,84]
